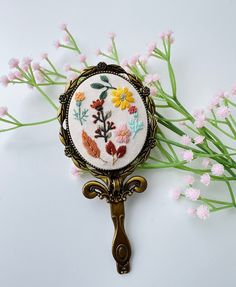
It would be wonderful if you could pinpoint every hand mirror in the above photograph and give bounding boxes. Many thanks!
[58,62,157,274]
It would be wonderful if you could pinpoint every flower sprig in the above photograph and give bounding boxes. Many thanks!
[1,26,236,220]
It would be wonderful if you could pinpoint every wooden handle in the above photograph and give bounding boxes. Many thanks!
[110,201,131,274]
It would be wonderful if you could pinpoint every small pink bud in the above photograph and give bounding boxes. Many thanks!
[108,32,116,39]
[54,40,61,49]
[34,71,44,83]
[121,59,128,67]
[0,106,8,117]
[216,106,231,119]
[211,163,224,176]
[147,42,156,54]
[182,150,194,163]
[63,64,71,72]
[32,62,40,71]
[202,158,211,168]
[160,32,166,40]
[79,54,86,63]
[231,86,236,96]
[200,173,211,186]
[181,135,191,145]
[129,54,139,66]
[169,188,181,200]
[41,53,48,60]
[63,34,70,44]
[194,135,205,145]
[185,187,200,201]
[60,23,67,31]
[22,57,32,67]
[184,175,195,185]
[14,70,23,79]
[187,207,197,216]
[8,72,16,80]
[96,49,102,56]
[0,75,10,87]
[139,55,148,64]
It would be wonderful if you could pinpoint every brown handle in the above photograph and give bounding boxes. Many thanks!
[110,201,131,274]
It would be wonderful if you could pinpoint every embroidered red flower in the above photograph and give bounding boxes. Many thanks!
[128,105,137,114]
[90,99,104,110]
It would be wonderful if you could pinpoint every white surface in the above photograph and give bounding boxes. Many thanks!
[68,73,148,170]
[0,0,236,287]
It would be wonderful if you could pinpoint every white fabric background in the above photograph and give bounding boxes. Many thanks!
[0,1,236,287]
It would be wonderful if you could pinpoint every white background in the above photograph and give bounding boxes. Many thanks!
[0,1,236,286]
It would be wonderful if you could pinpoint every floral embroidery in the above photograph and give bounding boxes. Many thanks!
[128,111,143,138]
[115,124,131,144]
[111,87,134,110]
[90,75,115,99]
[73,91,88,126]
[105,140,127,165]
[82,130,106,163]
[91,99,116,142]
[128,105,137,114]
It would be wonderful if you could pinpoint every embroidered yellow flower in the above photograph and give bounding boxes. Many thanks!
[111,87,134,110]
[75,91,85,101]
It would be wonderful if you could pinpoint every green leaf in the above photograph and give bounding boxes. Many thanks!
[100,75,109,83]
[99,90,108,99]
[105,110,112,120]
[91,83,105,89]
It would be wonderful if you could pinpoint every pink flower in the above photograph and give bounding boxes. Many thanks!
[63,64,71,72]
[196,205,209,220]
[202,158,210,168]
[147,42,156,54]
[32,62,40,71]
[185,187,200,201]
[54,40,61,49]
[129,54,139,66]
[200,173,211,186]
[115,124,131,144]
[194,135,205,145]
[139,55,148,64]
[231,86,236,96]
[218,91,229,99]
[209,95,221,109]
[121,59,128,67]
[184,175,195,185]
[8,72,16,80]
[169,188,181,200]
[34,71,44,83]
[108,32,116,39]
[166,30,173,37]
[41,53,48,60]
[71,165,83,177]
[187,207,197,216]
[0,75,10,87]
[8,58,19,68]
[60,23,67,31]
[96,49,102,56]
[0,106,8,117]
[79,54,86,63]
[216,106,231,119]
[193,109,206,128]
[63,34,70,44]
[14,70,23,79]
[150,86,157,96]
[169,36,175,44]
[182,150,194,162]
[181,135,191,145]
[22,57,32,67]
[160,32,166,40]
[144,74,159,84]
[211,163,224,176]
[67,72,78,81]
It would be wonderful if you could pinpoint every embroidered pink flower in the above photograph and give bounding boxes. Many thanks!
[197,205,209,220]
[0,106,8,117]
[185,187,200,201]
[169,188,181,200]
[184,175,195,185]
[211,163,224,176]
[216,106,231,119]
[187,207,197,216]
[0,75,10,87]
[202,158,211,168]
[128,105,137,114]
[8,58,19,68]
[200,173,211,186]
[115,124,131,144]
[194,135,205,145]
[182,150,194,162]
[181,135,191,145]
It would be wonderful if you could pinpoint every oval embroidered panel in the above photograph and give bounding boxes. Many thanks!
[67,73,148,170]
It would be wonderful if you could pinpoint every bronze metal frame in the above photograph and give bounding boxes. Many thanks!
[58,62,157,274]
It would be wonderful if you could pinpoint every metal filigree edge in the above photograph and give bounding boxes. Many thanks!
[58,62,157,202]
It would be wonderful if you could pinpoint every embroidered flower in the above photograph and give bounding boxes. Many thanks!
[128,105,137,114]
[75,91,85,101]
[115,124,131,144]
[111,87,134,110]
[90,99,104,110]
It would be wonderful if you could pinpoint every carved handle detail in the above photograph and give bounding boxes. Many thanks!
[110,201,131,274]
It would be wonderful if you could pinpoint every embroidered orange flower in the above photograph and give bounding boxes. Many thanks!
[111,87,134,110]
[74,91,85,101]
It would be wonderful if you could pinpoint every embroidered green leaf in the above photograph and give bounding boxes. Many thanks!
[107,132,112,139]
[105,110,112,120]
[99,90,108,99]
[91,83,105,89]
[128,112,143,138]
[100,75,109,83]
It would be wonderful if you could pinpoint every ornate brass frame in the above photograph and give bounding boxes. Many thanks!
[58,62,157,274]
